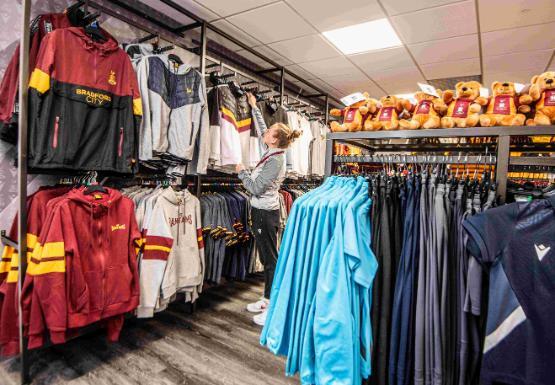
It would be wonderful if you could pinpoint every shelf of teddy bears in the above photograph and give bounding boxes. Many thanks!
[327,125,555,140]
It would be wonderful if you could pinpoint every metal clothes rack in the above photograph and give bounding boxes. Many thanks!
[8,1,339,383]
[324,126,555,203]
[89,0,339,119]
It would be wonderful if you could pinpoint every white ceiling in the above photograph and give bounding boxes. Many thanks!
[153,0,555,100]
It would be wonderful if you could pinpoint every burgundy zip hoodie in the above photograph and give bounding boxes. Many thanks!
[26,187,141,348]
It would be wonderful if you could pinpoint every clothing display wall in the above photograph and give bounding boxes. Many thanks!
[0,186,141,356]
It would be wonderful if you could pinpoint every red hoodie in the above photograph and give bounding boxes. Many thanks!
[25,187,141,348]
[0,186,70,356]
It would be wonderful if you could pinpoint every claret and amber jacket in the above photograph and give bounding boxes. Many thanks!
[28,27,142,174]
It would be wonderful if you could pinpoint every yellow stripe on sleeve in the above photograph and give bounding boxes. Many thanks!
[42,242,65,258]
[133,98,143,116]
[29,68,51,94]
[144,245,171,253]
[31,258,66,276]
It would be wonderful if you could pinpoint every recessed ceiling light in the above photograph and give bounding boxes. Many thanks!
[323,19,402,55]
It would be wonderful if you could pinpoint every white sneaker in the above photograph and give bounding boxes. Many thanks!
[246,298,269,313]
[253,309,267,326]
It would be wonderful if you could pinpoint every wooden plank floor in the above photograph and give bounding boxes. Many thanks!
[0,276,297,385]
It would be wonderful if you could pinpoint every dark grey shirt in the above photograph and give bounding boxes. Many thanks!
[238,107,286,210]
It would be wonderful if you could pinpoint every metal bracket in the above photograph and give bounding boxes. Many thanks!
[172,21,201,33]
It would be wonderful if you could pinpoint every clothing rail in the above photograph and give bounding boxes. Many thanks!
[333,154,497,165]
[324,126,555,203]
[90,0,337,115]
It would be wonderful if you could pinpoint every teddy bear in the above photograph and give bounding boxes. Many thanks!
[329,92,375,132]
[523,71,555,125]
[360,97,379,131]
[399,91,447,129]
[366,95,411,131]
[440,81,488,128]
[479,81,531,127]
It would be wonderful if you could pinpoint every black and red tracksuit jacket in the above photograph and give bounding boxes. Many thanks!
[28,27,142,174]
[0,13,73,144]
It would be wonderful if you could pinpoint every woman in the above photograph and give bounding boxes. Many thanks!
[236,93,301,326]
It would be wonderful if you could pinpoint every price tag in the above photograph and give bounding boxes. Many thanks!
[417,83,439,97]
[341,92,366,107]
[480,87,490,97]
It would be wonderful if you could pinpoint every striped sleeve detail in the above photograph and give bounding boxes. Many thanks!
[1,232,40,281]
[133,98,143,116]
[6,252,19,283]
[0,247,14,274]
[29,68,50,94]
[143,235,173,260]
[26,241,66,276]
[221,107,252,133]
[197,228,204,249]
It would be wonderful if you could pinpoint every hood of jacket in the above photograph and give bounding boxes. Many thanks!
[67,26,120,55]
[159,187,193,206]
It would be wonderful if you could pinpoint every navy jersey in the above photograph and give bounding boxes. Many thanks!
[463,196,555,385]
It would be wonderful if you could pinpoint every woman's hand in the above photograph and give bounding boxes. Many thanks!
[236,164,245,173]
[246,92,257,109]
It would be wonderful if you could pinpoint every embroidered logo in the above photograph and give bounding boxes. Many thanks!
[534,244,551,261]
[76,88,112,106]
[111,224,126,231]
[169,215,193,227]
[544,90,555,106]
[186,87,193,94]
[108,70,117,85]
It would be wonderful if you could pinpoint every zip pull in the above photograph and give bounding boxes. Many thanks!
[52,116,60,148]
[118,127,124,157]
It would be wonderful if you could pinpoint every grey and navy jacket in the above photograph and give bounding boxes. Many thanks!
[238,107,286,211]
[136,55,209,173]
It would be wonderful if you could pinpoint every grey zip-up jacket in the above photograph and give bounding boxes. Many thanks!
[238,107,286,211]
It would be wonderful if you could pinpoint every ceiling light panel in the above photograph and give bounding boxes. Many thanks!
[323,19,402,55]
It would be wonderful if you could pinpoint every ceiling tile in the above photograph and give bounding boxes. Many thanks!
[268,34,341,63]
[383,0,462,16]
[378,81,420,95]
[285,64,318,81]
[227,3,316,44]
[369,64,425,85]
[174,0,220,21]
[285,0,384,31]
[299,56,359,78]
[194,0,276,17]
[209,20,262,51]
[391,0,477,44]
[350,47,415,75]
[481,22,555,56]
[482,70,538,86]
[483,49,552,73]
[408,34,479,64]
[421,57,480,80]
[235,45,293,68]
[479,0,555,32]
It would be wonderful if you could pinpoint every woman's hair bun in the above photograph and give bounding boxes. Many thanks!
[288,130,302,141]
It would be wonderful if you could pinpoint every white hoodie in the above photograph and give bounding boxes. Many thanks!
[137,188,204,318]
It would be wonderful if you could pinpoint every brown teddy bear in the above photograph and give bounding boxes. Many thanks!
[399,91,447,129]
[479,82,528,127]
[524,71,555,125]
[441,81,488,128]
[329,92,374,132]
[366,95,410,131]
[361,97,380,131]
